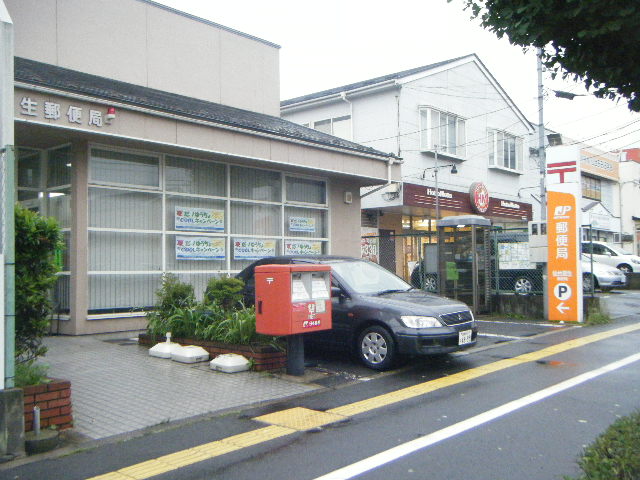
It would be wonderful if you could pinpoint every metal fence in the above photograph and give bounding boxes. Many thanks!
[362,227,543,300]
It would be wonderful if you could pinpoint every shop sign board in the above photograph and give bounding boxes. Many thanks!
[18,95,109,128]
[546,146,582,322]
[285,240,322,256]
[469,182,490,214]
[361,234,379,263]
[289,217,316,233]
[175,207,224,232]
[233,239,277,260]
[176,236,225,260]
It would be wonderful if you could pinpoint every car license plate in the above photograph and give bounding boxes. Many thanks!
[458,329,472,345]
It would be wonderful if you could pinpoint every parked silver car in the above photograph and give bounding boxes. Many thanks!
[581,254,627,292]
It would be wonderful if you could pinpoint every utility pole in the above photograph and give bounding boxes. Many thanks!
[537,48,546,221]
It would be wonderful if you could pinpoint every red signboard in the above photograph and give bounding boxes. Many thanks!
[469,182,490,214]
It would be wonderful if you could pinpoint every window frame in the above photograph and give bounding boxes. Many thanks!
[581,175,602,201]
[419,107,466,159]
[310,115,352,140]
[487,128,524,174]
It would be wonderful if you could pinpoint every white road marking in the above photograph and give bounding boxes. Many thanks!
[478,333,523,340]
[313,352,640,480]
[476,320,569,328]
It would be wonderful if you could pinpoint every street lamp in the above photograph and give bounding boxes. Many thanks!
[422,149,458,220]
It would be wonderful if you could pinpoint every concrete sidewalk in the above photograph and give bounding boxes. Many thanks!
[41,333,318,441]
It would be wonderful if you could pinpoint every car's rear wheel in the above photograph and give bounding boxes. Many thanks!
[423,274,437,292]
[357,326,396,371]
[514,276,533,295]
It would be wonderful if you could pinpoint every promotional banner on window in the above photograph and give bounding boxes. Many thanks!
[285,240,322,256]
[175,206,224,232]
[233,239,277,260]
[176,236,225,260]
[289,217,316,233]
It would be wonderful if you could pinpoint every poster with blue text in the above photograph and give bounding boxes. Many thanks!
[233,239,277,260]
[175,207,224,232]
[176,236,225,260]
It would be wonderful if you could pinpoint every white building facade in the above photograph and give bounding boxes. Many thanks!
[282,55,536,279]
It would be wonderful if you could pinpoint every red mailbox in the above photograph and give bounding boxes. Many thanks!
[255,264,332,336]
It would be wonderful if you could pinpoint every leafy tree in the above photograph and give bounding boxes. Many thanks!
[15,204,63,363]
[455,0,640,111]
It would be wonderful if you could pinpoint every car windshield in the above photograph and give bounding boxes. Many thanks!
[607,244,632,256]
[329,260,411,295]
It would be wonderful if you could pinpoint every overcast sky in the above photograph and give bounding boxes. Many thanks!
[156,0,640,153]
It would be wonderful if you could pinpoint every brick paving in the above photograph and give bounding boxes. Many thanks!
[41,334,318,440]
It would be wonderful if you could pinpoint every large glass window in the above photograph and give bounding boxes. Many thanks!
[230,202,281,236]
[84,146,329,313]
[420,108,466,157]
[230,166,281,201]
[165,156,225,196]
[285,207,327,238]
[286,177,326,204]
[89,188,162,230]
[90,148,159,187]
[488,129,523,172]
[17,146,72,312]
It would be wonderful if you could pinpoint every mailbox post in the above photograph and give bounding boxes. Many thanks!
[255,264,332,376]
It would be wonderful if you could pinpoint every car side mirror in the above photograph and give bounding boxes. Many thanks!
[331,286,345,299]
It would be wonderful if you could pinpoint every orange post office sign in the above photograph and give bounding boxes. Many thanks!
[547,191,581,322]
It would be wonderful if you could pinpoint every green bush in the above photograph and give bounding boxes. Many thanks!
[145,275,278,348]
[203,277,244,311]
[15,360,50,387]
[15,204,63,363]
[567,410,640,480]
[157,273,195,313]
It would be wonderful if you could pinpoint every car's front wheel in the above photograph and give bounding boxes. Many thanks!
[514,276,533,295]
[617,264,632,274]
[357,326,396,371]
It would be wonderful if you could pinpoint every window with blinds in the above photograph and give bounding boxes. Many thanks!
[85,147,329,313]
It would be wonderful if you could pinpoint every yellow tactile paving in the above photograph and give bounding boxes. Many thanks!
[254,407,348,431]
[86,322,640,480]
[89,473,133,480]
[220,425,295,448]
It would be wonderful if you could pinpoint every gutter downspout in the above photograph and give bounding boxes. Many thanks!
[339,92,354,141]
[361,157,401,198]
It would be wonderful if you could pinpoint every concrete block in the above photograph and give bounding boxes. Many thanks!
[0,388,25,461]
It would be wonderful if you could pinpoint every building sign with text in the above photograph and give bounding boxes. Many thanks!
[546,145,582,322]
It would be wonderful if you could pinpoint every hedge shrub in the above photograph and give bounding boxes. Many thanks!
[15,204,63,363]
[568,410,640,480]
